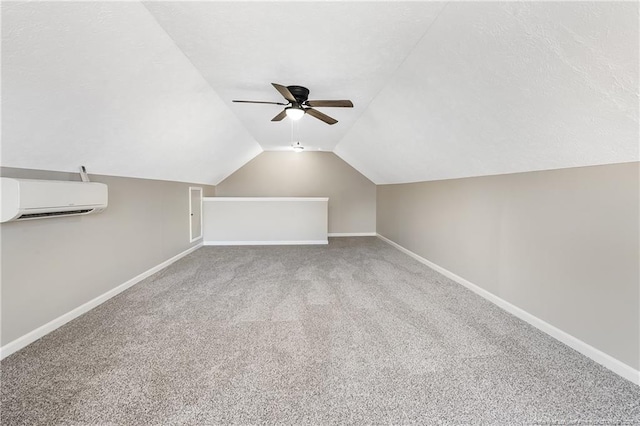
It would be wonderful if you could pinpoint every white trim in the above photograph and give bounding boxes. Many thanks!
[376,233,640,386]
[0,243,203,360]
[204,240,328,246]
[203,197,328,202]
[328,232,377,237]
[189,186,203,243]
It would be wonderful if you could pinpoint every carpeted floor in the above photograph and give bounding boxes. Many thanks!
[1,237,639,425]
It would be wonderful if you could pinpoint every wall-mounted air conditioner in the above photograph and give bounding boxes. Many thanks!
[1,177,108,223]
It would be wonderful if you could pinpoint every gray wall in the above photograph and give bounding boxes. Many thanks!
[377,162,640,370]
[0,167,215,346]
[216,151,376,234]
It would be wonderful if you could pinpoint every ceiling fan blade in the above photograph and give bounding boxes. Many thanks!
[305,100,353,108]
[272,83,297,103]
[233,100,288,105]
[306,108,338,125]
[271,110,287,122]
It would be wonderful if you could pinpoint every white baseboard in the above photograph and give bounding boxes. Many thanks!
[376,234,640,386]
[0,243,203,360]
[328,232,377,237]
[204,240,328,246]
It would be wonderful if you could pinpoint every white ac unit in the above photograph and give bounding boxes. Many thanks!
[1,177,108,223]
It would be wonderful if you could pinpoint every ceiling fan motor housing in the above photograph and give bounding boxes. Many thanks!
[287,85,310,103]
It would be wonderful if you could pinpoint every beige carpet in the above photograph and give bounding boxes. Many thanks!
[2,237,639,424]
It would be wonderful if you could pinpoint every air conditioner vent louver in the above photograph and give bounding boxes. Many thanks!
[17,209,94,220]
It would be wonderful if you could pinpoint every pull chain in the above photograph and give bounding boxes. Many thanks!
[291,118,300,146]
[290,118,294,147]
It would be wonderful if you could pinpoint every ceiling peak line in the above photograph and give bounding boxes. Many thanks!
[333,1,451,153]
[140,1,224,110]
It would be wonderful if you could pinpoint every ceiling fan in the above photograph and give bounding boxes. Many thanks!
[233,83,353,125]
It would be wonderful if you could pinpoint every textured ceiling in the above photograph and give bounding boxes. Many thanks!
[335,2,639,183]
[143,1,444,152]
[1,1,262,185]
[1,2,638,185]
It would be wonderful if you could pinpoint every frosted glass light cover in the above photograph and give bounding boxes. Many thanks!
[285,107,304,120]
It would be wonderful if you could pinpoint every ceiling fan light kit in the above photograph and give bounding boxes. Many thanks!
[285,106,305,120]
[233,83,353,125]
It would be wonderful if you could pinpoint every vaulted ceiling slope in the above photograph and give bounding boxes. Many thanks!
[1,2,638,186]
[143,1,445,153]
[335,2,639,184]
[1,1,262,185]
